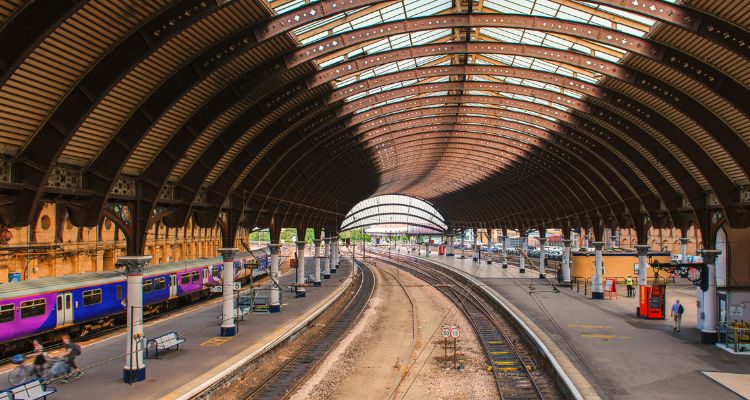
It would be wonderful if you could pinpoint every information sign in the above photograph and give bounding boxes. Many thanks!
[451,328,461,338]
[233,282,241,291]
[210,286,222,293]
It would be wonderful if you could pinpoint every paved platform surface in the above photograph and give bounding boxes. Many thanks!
[400,249,750,400]
[1,255,352,400]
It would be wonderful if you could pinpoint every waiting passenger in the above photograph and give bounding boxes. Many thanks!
[670,299,684,332]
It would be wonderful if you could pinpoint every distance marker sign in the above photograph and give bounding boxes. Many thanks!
[451,328,461,338]
[441,328,451,338]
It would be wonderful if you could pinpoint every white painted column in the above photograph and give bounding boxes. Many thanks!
[313,239,322,287]
[218,248,238,336]
[473,231,479,260]
[562,239,571,283]
[700,249,721,344]
[636,244,649,286]
[447,235,454,256]
[120,255,151,383]
[592,242,604,299]
[323,237,331,279]
[680,237,688,263]
[295,241,306,297]
[269,244,281,312]
[330,236,338,273]
[519,236,527,273]
[538,237,547,279]
[501,235,508,268]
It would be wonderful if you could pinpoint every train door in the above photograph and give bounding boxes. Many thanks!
[56,292,73,327]
[169,274,177,298]
[203,267,209,285]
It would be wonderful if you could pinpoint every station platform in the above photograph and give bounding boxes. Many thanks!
[1,256,353,400]
[397,249,750,400]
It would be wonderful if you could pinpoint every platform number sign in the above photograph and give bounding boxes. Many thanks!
[233,282,241,291]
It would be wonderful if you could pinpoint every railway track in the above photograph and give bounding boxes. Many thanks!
[246,260,375,400]
[370,250,560,400]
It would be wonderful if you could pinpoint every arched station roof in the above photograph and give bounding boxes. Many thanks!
[0,0,749,253]
[341,194,447,232]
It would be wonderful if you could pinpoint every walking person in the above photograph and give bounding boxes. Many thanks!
[626,275,634,298]
[60,334,82,382]
[671,299,685,332]
[31,339,47,379]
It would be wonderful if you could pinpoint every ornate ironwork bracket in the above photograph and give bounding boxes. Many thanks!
[649,260,707,291]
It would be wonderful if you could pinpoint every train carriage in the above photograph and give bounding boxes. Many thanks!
[0,248,270,352]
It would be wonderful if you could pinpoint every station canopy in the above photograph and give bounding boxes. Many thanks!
[341,195,447,233]
[0,0,749,250]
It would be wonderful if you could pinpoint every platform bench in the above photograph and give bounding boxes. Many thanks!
[305,274,315,284]
[146,332,185,359]
[4,379,56,400]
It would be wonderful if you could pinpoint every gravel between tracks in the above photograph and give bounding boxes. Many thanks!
[291,260,496,400]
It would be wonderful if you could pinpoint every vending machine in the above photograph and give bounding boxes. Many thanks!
[638,284,666,319]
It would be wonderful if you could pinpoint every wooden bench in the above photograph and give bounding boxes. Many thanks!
[146,332,185,359]
[4,379,56,400]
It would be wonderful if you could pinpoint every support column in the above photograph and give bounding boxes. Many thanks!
[268,244,282,313]
[323,237,331,279]
[447,235,454,256]
[313,239,322,287]
[636,244,649,286]
[295,241,306,297]
[120,255,151,383]
[218,248,238,336]
[592,242,604,299]
[562,239,571,283]
[330,236,338,273]
[519,236,527,273]
[95,249,104,272]
[700,249,721,344]
[472,231,479,260]
[425,241,431,257]
[538,237,547,279]
[501,236,508,268]
[680,237,688,262]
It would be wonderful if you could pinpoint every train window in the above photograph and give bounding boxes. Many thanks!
[0,304,14,323]
[143,280,153,293]
[57,296,62,310]
[20,299,45,319]
[82,289,102,306]
[154,277,166,291]
[181,274,190,284]
[191,271,199,283]
[117,286,123,299]
[212,267,221,279]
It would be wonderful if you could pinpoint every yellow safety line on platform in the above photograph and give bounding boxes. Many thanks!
[568,324,610,329]
[581,333,630,340]
[201,337,234,346]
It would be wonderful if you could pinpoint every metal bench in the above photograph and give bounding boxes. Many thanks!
[4,379,56,400]
[304,274,315,284]
[146,332,185,359]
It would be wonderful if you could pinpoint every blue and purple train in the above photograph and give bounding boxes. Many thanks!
[0,249,270,350]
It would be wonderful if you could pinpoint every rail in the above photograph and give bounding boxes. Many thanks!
[246,260,375,399]
[371,250,552,399]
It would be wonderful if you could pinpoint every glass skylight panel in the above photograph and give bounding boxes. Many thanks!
[268,0,313,16]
